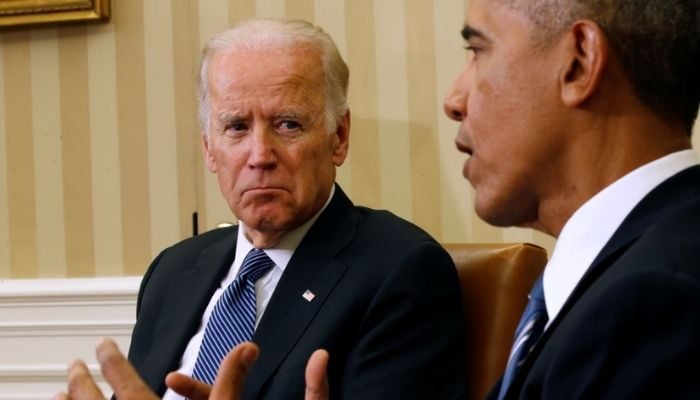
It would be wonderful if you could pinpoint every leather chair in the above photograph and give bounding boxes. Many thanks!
[443,243,548,400]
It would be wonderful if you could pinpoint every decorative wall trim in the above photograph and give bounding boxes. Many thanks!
[0,364,103,382]
[0,277,139,398]
[0,320,134,337]
[0,276,140,302]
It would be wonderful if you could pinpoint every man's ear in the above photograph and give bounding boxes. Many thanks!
[560,20,608,107]
[202,134,217,173]
[331,110,350,167]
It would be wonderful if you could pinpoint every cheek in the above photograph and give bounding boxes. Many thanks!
[471,72,540,146]
[469,72,512,128]
[288,145,336,198]
[468,87,508,155]
[297,138,334,169]
[211,149,245,190]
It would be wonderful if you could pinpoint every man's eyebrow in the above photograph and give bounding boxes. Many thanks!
[218,111,243,121]
[216,112,246,126]
[461,24,487,41]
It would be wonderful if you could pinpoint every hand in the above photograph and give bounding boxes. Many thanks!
[53,338,256,400]
[167,347,330,400]
[54,338,330,400]
[53,338,158,400]
[165,342,260,399]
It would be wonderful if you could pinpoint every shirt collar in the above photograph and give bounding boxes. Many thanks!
[543,150,699,325]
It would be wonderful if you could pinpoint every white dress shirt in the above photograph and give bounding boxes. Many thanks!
[163,186,334,400]
[543,150,699,327]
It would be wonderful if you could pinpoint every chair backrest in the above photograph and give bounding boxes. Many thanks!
[442,243,547,400]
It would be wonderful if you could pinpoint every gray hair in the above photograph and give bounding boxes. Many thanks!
[501,0,700,132]
[198,18,350,137]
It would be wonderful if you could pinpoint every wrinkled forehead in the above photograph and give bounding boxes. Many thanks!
[208,45,325,96]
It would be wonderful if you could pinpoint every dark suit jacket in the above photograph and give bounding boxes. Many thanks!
[491,165,700,399]
[127,185,468,399]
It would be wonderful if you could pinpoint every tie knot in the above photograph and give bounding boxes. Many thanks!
[238,249,275,282]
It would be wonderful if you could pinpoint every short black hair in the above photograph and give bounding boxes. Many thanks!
[503,0,700,133]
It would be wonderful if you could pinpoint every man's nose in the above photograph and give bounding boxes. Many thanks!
[443,69,469,122]
[248,129,278,169]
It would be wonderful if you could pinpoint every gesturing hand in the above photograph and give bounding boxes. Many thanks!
[54,338,330,400]
[53,338,159,400]
[166,346,330,400]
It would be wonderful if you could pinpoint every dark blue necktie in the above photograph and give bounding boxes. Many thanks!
[192,249,275,384]
[498,276,548,400]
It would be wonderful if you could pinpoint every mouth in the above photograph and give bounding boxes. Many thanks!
[242,185,290,198]
[245,186,286,193]
[455,140,473,156]
[462,158,471,180]
[455,141,473,179]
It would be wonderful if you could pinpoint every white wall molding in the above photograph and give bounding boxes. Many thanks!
[0,276,139,300]
[0,320,135,337]
[0,364,103,382]
[0,277,139,398]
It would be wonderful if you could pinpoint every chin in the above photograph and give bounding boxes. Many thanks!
[476,210,510,228]
[242,213,283,230]
[245,209,305,232]
[475,199,523,228]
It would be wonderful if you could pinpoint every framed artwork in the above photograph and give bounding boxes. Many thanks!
[0,0,110,27]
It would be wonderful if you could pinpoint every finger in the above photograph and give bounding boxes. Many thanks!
[305,349,330,400]
[66,359,106,400]
[166,372,212,400]
[96,338,157,399]
[209,342,260,399]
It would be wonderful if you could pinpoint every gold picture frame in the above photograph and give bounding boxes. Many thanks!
[0,0,110,27]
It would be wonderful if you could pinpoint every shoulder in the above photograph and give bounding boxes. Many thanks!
[536,198,700,381]
[528,229,700,398]
[521,188,700,397]
[154,226,236,262]
[349,206,453,270]
[140,226,236,283]
[616,196,700,279]
[338,206,456,285]
[577,196,700,314]
[353,206,439,246]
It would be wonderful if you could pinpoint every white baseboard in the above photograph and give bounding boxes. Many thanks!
[0,277,140,398]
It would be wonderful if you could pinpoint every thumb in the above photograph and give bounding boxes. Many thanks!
[305,349,329,400]
[209,342,260,399]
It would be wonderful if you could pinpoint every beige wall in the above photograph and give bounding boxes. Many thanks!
[0,0,698,278]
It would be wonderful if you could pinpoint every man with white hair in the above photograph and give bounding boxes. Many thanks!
[122,18,466,400]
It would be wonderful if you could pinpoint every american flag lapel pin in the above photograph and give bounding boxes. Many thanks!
[302,289,316,302]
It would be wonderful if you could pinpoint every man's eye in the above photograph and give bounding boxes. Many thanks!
[278,120,301,132]
[230,122,248,131]
[464,45,481,63]
[465,45,480,54]
[224,122,248,136]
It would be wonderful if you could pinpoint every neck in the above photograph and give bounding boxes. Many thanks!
[244,228,285,249]
[533,111,691,237]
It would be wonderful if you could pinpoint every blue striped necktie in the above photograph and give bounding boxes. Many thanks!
[498,276,548,400]
[192,248,275,384]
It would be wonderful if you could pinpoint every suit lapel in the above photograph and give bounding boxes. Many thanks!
[245,185,358,397]
[139,228,238,393]
[562,165,700,319]
[503,166,700,399]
